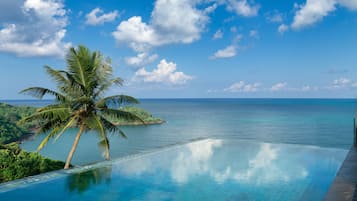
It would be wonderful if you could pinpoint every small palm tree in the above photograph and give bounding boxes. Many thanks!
[20,45,143,169]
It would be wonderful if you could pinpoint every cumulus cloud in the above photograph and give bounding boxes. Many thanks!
[213,29,223,40]
[0,0,70,57]
[291,0,357,30]
[134,59,193,85]
[85,8,119,25]
[270,82,287,91]
[278,24,289,34]
[211,45,237,59]
[125,52,158,68]
[291,0,336,30]
[224,81,261,92]
[225,0,259,17]
[113,0,208,52]
[0,0,27,22]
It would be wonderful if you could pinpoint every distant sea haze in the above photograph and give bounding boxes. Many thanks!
[3,98,356,165]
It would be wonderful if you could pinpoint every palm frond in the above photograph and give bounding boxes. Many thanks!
[54,115,79,142]
[20,106,71,123]
[90,115,110,159]
[20,87,65,101]
[37,117,65,134]
[99,115,127,138]
[66,46,96,93]
[37,126,62,151]
[44,66,69,87]
[100,108,145,125]
[93,78,124,99]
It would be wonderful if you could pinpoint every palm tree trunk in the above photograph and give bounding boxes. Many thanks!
[64,126,84,169]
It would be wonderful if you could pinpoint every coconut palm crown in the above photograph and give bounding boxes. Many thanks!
[20,45,143,169]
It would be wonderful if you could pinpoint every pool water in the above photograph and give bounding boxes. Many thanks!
[0,139,347,201]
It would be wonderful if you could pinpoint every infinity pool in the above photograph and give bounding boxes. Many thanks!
[0,139,347,201]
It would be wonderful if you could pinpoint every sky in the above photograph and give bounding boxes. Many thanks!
[0,0,357,99]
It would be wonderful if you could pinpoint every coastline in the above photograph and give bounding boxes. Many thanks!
[16,120,165,144]
[114,120,165,126]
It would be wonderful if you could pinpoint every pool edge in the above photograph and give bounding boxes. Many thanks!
[324,146,357,201]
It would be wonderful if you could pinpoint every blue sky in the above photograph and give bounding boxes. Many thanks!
[0,0,357,99]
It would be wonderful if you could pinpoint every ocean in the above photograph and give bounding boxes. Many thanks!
[3,99,356,165]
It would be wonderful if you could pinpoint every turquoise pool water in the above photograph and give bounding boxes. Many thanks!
[0,139,347,201]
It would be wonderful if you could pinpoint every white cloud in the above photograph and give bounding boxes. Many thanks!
[226,0,259,17]
[233,144,308,183]
[125,52,158,68]
[278,24,289,34]
[333,77,350,85]
[204,3,218,14]
[0,0,70,57]
[211,45,237,59]
[117,139,311,186]
[270,82,287,91]
[171,139,223,184]
[134,59,193,85]
[213,29,223,40]
[265,10,284,23]
[0,0,28,22]
[113,0,208,52]
[291,0,357,30]
[331,77,357,89]
[85,8,119,25]
[224,81,261,92]
[291,0,336,30]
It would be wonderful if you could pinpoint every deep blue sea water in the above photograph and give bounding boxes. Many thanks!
[2,99,356,165]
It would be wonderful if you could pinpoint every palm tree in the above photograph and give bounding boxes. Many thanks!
[20,45,143,169]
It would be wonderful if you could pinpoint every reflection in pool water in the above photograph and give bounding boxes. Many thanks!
[0,139,347,201]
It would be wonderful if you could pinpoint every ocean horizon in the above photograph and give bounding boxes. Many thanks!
[2,98,355,166]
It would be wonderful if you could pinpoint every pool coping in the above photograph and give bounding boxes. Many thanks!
[324,146,357,201]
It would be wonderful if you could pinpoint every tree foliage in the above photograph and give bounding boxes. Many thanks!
[0,103,36,144]
[20,45,144,169]
[0,143,64,183]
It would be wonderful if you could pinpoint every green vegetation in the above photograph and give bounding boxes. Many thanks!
[0,117,26,144]
[0,46,162,182]
[0,103,66,183]
[0,103,36,144]
[111,106,163,125]
[0,143,64,183]
[21,45,144,169]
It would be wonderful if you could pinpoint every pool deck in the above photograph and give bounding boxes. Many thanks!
[324,146,357,201]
